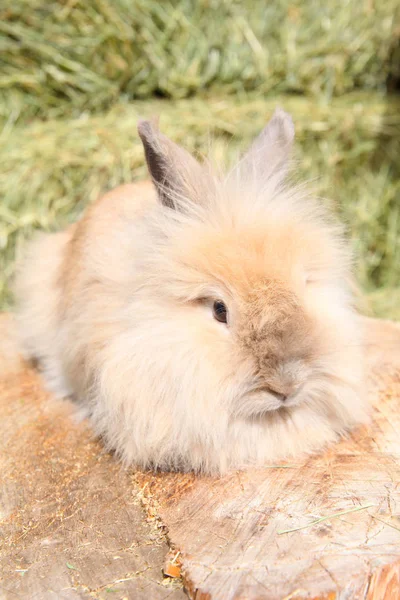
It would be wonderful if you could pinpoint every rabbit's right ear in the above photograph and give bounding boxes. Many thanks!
[234,108,295,186]
[138,120,204,210]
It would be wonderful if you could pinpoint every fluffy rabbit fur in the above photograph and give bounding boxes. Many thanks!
[14,110,369,474]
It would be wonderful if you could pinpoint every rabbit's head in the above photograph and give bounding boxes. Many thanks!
[98,111,367,472]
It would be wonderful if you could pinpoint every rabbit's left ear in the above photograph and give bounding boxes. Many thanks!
[235,108,295,184]
[138,119,204,210]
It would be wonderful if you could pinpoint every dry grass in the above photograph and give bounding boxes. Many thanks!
[0,0,398,121]
[0,1,399,316]
[1,92,399,315]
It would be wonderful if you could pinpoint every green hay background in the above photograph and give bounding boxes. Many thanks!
[0,0,399,317]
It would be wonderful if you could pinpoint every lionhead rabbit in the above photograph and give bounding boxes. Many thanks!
[14,110,368,474]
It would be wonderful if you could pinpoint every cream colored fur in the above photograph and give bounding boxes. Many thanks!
[14,111,368,474]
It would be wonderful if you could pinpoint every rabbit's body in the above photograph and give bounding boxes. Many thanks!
[14,113,368,473]
[15,182,153,398]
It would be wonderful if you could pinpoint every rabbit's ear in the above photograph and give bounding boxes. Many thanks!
[236,108,295,184]
[138,119,203,209]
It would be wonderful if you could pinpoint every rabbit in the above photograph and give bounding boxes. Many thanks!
[13,109,369,474]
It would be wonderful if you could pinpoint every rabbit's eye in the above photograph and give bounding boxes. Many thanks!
[213,300,228,324]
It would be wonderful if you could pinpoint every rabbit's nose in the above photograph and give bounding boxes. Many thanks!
[269,378,302,402]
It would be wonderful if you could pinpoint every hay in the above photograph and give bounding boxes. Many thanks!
[1,92,399,316]
[278,504,375,535]
[0,0,399,316]
[0,0,398,122]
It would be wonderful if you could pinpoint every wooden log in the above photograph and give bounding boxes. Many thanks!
[0,315,185,600]
[1,313,400,599]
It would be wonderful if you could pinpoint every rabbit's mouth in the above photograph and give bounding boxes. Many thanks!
[255,385,288,404]
[234,385,304,418]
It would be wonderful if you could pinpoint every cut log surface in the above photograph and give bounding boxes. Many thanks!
[0,315,185,600]
[1,313,400,600]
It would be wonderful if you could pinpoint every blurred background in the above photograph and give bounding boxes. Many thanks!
[0,0,399,317]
